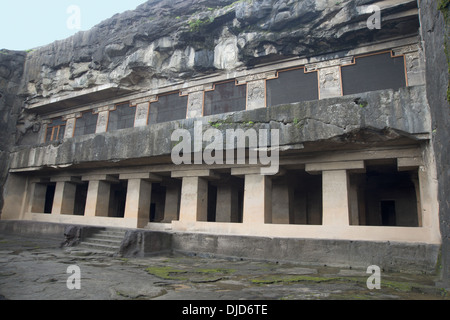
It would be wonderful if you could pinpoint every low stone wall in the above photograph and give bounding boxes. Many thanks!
[0,220,67,240]
[0,220,440,274]
[171,233,441,274]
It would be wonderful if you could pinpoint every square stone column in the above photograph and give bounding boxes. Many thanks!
[30,182,48,213]
[82,175,118,217]
[94,105,114,134]
[120,172,162,228]
[51,179,78,215]
[173,170,219,222]
[393,44,425,87]
[124,179,152,228]
[241,171,272,225]
[306,161,365,227]
[179,176,208,222]
[162,181,181,223]
[182,85,208,119]
[306,57,353,100]
[322,170,350,226]
[63,115,77,139]
[271,176,292,224]
[134,102,150,127]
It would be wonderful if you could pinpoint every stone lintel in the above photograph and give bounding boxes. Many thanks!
[172,169,220,179]
[231,167,262,176]
[305,56,354,72]
[82,174,119,183]
[29,177,51,184]
[305,161,365,173]
[50,176,83,184]
[397,157,423,171]
[119,172,163,182]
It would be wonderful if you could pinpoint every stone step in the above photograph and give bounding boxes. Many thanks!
[87,237,123,246]
[71,228,127,256]
[91,233,125,241]
[77,241,121,252]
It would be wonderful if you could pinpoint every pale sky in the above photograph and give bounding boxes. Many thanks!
[0,0,147,50]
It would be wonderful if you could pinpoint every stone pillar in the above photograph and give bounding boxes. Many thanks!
[271,177,291,224]
[83,175,118,217]
[306,161,365,227]
[30,182,47,213]
[120,173,162,228]
[94,106,113,134]
[322,170,350,226]
[124,179,152,228]
[393,44,425,87]
[63,114,78,139]
[51,178,80,215]
[306,57,353,99]
[162,180,181,223]
[133,102,150,127]
[232,168,271,225]
[182,86,207,119]
[237,72,276,110]
[173,170,218,222]
[179,177,208,222]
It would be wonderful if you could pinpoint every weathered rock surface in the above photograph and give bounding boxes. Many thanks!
[17,0,419,104]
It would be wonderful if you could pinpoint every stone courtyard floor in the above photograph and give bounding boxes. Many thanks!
[0,233,448,301]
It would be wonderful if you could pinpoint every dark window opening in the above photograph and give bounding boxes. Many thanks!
[74,112,98,137]
[207,184,218,222]
[271,170,322,225]
[74,182,88,216]
[108,181,127,218]
[380,200,396,226]
[341,51,406,96]
[348,163,419,227]
[148,92,188,125]
[266,68,319,107]
[108,102,136,131]
[44,183,56,214]
[150,183,167,222]
[206,176,244,223]
[204,81,247,116]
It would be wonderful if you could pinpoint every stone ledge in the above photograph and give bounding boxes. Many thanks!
[9,86,430,171]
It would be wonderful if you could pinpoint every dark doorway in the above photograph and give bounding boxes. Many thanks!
[150,183,166,222]
[74,183,88,216]
[381,200,396,226]
[109,181,127,218]
[44,184,56,214]
[207,184,218,222]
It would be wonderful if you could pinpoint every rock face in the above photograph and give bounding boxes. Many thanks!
[0,50,26,211]
[18,0,419,104]
[418,0,450,287]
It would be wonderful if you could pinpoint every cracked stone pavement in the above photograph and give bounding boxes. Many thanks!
[0,233,448,301]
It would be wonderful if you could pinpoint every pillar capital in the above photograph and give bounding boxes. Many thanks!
[305,161,365,174]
